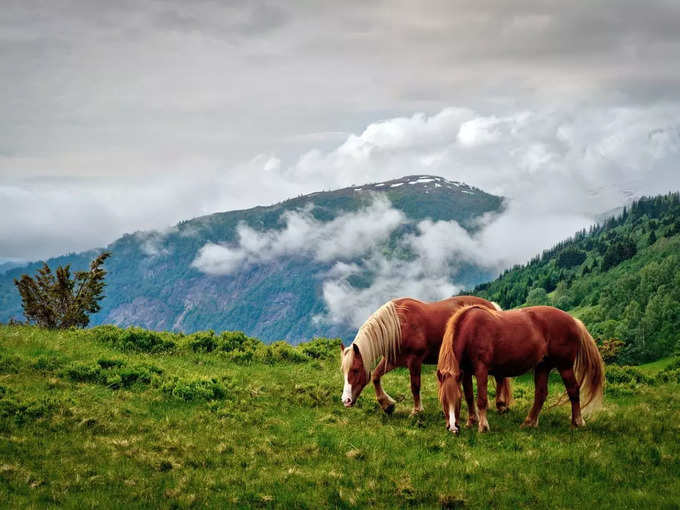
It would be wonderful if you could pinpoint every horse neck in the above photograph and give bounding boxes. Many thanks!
[353,320,401,369]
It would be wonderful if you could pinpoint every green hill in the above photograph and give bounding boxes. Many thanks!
[472,192,680,364]
[0,176,503,343]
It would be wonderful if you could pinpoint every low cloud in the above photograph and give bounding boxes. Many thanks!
[192,194,598,328]
[135,228,177,258]
[191,196,405,275]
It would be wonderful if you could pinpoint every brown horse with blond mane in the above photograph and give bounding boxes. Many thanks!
[340,296,513,415]
[437,305,604,434]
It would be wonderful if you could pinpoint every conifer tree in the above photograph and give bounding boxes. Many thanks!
[14,252,111,328]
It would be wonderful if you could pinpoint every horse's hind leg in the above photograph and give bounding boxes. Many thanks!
[522,361,551,428]
[372,357,396,414]
[558,366,586,427]
[475,367,490,433]
[495,376,510,414]
[407,358,424,415]
[463,371,478,428]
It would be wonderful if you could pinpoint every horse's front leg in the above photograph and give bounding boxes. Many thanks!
[372,357,396,415]
[463,371,478,428]
[407,358,424,415]
[475,367,490,433]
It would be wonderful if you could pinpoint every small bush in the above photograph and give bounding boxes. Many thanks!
[219,331,259,353]
[224,349,254,364]
[0,396,59,426]
[598,338,625,363]
[90,325,176,353]
[118,366,153,387]
[655,368,680,384]
[188,330,218,352]
[606,383,636,397]
[162,377,227,401]
[605,365,654,385]
[64,360,162,389]
[97,358,125,369]
[262,341,308,364]
[0,353,22,374]
[299,337,342,360]
[65,362,102,383]
[33,355,64,372]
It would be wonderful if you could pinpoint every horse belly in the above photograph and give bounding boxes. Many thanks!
[423,351,439,364]
[491,337,546,377]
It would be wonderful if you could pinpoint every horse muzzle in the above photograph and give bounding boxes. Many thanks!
[343,398,354,408]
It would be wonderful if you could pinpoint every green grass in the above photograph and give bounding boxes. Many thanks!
[1,326,680,509]
[636,356,677,374]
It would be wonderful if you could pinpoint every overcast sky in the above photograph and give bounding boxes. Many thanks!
[2,0,680,261]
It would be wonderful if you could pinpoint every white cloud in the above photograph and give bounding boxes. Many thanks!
[320,258,459,327]
[457,116,503,147]
[317,200,596,327]
[191,196,405,275]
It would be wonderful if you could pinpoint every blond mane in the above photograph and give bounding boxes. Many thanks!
[342,300,404,375]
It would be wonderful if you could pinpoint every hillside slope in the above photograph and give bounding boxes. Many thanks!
[0,175,503,342]
[472,192,680,364]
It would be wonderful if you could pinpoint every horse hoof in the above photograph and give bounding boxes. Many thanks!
[384,403,396,415]
[497,405,509,414]
[478,425,489,433]
[465,421,476,429]
[520,421,538,429]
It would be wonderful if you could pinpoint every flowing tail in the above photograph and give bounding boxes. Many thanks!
[553,319,605,414]
[574,319,605,414]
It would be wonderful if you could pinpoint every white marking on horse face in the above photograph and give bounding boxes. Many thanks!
[342,373,353,405]
[449,406,458,433]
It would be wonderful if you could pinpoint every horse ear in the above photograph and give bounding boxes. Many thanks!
[340,342,345,354]
[352,343,362,359]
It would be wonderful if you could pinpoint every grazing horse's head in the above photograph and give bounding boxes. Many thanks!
[340,343,370,407]
[437,369,462,434]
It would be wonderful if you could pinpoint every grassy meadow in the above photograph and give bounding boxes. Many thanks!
[1,325,680,509]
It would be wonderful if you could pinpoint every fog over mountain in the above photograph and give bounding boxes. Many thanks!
[2,1,680,274]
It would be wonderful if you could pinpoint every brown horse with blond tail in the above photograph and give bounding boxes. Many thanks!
[340,296,513,415]
[437,305,604,434]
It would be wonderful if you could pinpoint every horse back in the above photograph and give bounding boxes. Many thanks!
[457,306,581,376]
[393,296,497,364]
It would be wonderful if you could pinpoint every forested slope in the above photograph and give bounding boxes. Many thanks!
[473,193,680,364]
